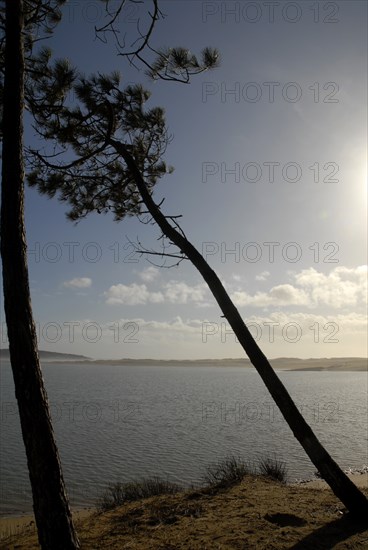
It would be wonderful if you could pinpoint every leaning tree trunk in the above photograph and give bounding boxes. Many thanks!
[0,2,80,548]
[111,139,368,518]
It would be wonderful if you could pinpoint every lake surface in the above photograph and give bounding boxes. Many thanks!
[0,362,367,516]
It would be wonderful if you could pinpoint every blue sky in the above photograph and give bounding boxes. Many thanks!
[1,0,367,360]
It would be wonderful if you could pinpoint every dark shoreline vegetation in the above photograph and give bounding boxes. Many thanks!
[96,458,368,513]
[97,455,288,512]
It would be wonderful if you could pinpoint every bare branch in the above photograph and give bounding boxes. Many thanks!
[95,0,128,34]
[125,234,188,269]
[94,0,161,60]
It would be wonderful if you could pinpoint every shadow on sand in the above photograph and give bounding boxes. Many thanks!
[289,513,368,549]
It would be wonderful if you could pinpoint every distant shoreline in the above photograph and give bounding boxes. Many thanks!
[44,362,367,372]
[1,354,367,371]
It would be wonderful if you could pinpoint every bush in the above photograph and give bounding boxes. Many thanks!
[202,455,252,490]
[258,456,287,482]
[97,476,182,512]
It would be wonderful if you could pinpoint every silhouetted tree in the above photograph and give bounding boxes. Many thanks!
[27,71,368,517]
[0,2,219,546]
[0,1,80,548]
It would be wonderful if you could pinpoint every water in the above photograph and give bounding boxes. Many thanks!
[0,362,367,516]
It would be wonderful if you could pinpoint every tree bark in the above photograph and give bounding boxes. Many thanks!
[1,2,80,548]
[111,138,368,518]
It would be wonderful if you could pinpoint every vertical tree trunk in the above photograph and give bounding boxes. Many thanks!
[0,2,80,548]
[114,140,368,518]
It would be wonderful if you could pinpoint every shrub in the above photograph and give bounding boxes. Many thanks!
[258,456,287,482]
[97,476,182,512]
[202,455,252,490]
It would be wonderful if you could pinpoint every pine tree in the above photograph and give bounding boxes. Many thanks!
[0,2,219,546]
[0,1,80,548]
[27,68,368,517]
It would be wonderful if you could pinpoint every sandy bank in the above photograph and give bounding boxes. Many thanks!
[1,473,367,549]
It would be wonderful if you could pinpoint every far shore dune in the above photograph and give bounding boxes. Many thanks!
[272,357,368,372]
[46,356,368,371]
[1,350,366,371]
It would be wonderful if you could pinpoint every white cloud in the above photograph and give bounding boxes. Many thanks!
[138,267,160,283]
[231,284,309,308]
[105,283,164,305]
[103,312,366,358]
[105,265,367,312]
[105,280,210,306]
[121,316,204,333]
[231,266,367,310]
[270,284,310,305]
[255,271,270,282]
[63,277,92,289]
[245,310,368,338]
[163,281,208,305]
[294,265,367,308]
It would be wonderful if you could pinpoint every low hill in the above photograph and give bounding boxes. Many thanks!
[0,349,91,362]
[1,350,366,370]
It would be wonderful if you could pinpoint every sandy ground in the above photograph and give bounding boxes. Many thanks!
[293,472,368,490]
[1,473,367,549]
[0,507,93,542]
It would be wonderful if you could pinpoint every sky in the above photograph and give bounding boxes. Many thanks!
[1,0,367,360]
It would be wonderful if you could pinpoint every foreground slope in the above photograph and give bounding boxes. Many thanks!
[2,475,367,549]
